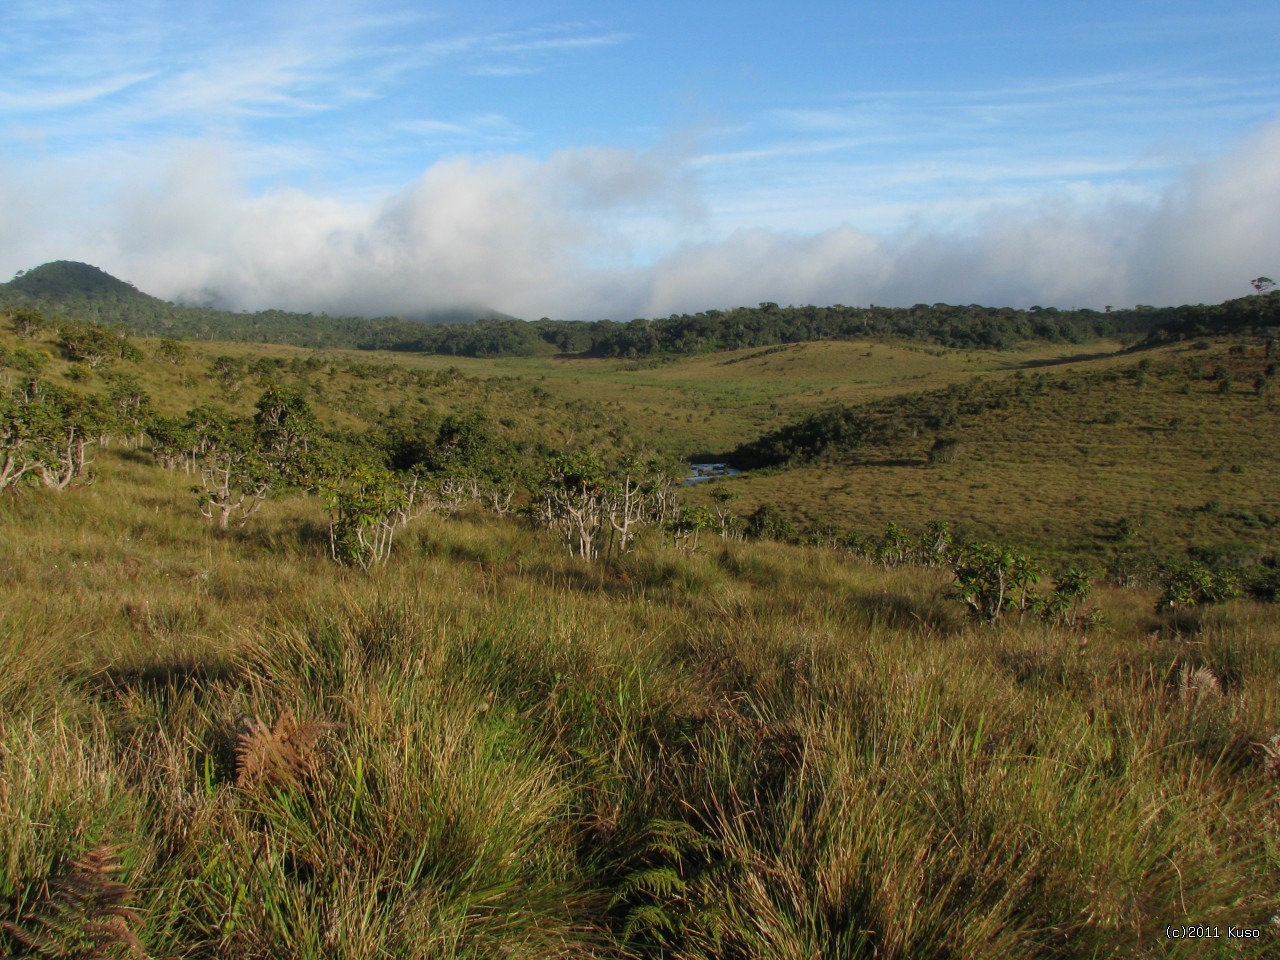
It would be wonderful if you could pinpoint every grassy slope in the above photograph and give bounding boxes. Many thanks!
[8,320,1280,563]
[3,321,1280,956]
[410,337,1132,453]
[0,327,650,460]
[692,339,1280,564]
[2,453,1279,958]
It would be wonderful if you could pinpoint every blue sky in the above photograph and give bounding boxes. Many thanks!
[2,0,1278,319]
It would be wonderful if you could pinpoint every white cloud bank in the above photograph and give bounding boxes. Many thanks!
[3,117,1278,321]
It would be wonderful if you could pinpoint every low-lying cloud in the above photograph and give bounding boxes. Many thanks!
[4,117,1279,320]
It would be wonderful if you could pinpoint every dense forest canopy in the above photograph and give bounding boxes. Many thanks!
[371,293,1280,357]
[4,260,1279,357]
[0,261,502,350]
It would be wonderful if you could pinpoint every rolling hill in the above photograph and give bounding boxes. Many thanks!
[3,303,1279,957]
[7,260,1280,360]
[0,260,515,349]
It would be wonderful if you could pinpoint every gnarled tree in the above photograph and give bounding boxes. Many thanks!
[0,379,104,491]
[189,406,271,531]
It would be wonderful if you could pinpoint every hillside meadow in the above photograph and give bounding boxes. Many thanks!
[692,338,1280,569]
[3,316,1280,957]
[3,451,1280,958]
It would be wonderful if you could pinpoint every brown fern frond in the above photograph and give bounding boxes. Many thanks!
[235,710,343,789]
[2,845,143,959]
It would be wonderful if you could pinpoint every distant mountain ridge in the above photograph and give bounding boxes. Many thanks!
[7,260,153,300]
[4,260,1278,358]
[0,260,514,350]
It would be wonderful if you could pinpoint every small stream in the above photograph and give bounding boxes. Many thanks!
[683,462,741,486]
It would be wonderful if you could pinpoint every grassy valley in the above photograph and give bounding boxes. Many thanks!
[2,284,1280,958]
[708,339,1280,568]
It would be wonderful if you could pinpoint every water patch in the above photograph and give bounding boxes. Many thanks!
[684,463,741,485]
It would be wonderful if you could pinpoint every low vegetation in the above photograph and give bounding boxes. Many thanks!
[3,288,1280,957]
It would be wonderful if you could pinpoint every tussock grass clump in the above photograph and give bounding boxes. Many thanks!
[2,442,1279,957]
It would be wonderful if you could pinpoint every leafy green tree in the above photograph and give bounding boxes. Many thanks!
[208,355,245,394]
[534,451,611,561]
[104,373,152,446]
[188,406,271,531]
[56,323,140,368]
[839,529,876,560]
[916,519,954,566]
[0,380,104,491]
[1,346,49,376]
[430,413,520,508]
[608,456,674,554]
[951,542,1040,623]
[379,410,529,512]
[669,504,715,553]
[156,338,190,364]
[252,384,319,487]
[744,503,794,542]
[1158,562,1241,612]
[324,464,421,569]
[1040,566,1093,627]
[531,451,671,560]
[710,487,743,540]
[876,521,914,567]
[0,385,37,490]
[7,307,48,338]
[34,390,106,489]
[146,414,196,472]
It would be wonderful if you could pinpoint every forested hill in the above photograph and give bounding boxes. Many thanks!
[5,260,1278,357]
[0,261,507,349]
[370,293,1279,358]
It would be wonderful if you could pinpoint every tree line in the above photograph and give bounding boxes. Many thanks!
[7,260,1279,359]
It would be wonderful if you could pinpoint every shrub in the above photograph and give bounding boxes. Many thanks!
[324,465,421,569]
[1157,561,1241,611]
[2,347,49,376]
[876,521,914,567]
[951,542,1039,623]
[916,519,954,566]
[6,307,48,338]
[1244,563,1280,602]
[744,503,794,542]
[928,437,963,463]
[1040,566,1093,627]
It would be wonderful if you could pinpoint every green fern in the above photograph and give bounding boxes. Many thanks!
[609,866,686,908]
[620,904,681,942]
[636,818,713,863]
[609,819,719,947]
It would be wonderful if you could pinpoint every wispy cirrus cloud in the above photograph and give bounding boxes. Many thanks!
[0,72,157,112]
[0,1,631,192]
[687,62,1280,239]
[397,113,529,145]
[2,8,378,151]
[410,22,630,76]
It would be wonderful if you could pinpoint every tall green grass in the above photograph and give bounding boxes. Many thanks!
[2,444,1278,957]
